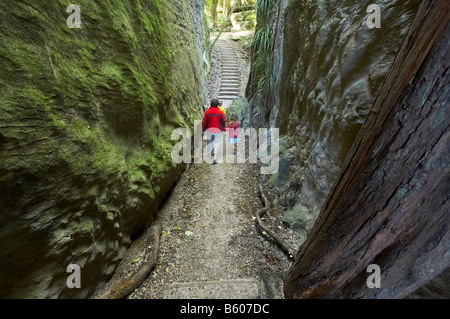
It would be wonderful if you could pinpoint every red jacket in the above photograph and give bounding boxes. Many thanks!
[226,121,240,138]
[203,106,225,133]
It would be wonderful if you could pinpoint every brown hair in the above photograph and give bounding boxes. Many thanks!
[211,99,220,107]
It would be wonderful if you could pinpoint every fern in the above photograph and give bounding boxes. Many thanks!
[250,0,274,97]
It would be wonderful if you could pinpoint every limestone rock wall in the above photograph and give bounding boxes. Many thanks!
[246,0,421,244]
[0,0,206,298]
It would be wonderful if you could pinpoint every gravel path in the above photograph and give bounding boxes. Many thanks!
[128,159,293,299]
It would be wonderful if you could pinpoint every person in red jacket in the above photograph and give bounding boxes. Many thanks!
[226,112,240,154]
[203,99,225,164]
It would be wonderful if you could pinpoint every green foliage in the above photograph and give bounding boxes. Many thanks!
[204,0,257,31]
[250,0,274,97]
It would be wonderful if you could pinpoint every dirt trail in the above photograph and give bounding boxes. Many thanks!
[127,157,291,298]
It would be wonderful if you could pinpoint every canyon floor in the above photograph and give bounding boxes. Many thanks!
[91,33,298,299]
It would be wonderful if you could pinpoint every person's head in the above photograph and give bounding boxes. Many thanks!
[231,112,238,122]
[210,99,220,107]
[219,100,223,106]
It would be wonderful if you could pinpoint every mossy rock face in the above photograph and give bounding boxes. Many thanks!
[0,0,206,298]
[282,204,314,246]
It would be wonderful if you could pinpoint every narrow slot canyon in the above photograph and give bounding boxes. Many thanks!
[0,0,448,306]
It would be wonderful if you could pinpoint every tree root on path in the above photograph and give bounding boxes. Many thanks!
[100,222,162,299]
[255,184,297,261]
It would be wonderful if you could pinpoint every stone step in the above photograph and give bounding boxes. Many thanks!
[221,75,240,78]
[219,88,239,95]
[220,86,240,90]
[221,79,240,83]
[220,83,240,88]
[218,95,240,100]
[219,90,240,95]
[163,279,259,299]
[219,84,239,89]
[219,91,239,95]
[220,85,239,89]
[219,93,240,97]
[219,89,239,93]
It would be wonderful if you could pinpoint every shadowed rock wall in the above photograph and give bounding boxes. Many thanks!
[246,0,421,245]
[0,0,205,298]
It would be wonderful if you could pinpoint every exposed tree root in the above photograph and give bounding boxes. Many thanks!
[255,184,297,261]
[101,222,162,299]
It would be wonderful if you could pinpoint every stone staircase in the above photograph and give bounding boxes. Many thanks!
[216,39,241,107]
[163,278,260,299]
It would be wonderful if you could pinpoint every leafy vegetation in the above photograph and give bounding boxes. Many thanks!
[249,0,274,97]
[204,0,257,31]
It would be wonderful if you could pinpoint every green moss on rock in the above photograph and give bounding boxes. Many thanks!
[0,0,206,298]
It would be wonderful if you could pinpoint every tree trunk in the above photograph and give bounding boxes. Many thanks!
[223,0,228,19]
[102,222,162,299]
[212,0,219,28]
[284,0,450,299]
